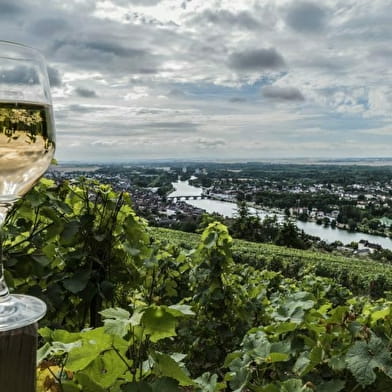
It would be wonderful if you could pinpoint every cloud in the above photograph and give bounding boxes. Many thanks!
[196,137,226,149]
[0,0,388,161]
[142,121,199,132]
[168,89,187,98]
[29,18,69,36]
[49,37,160,74]
[0,65,39,85]
[51,39,145,58]
[285,1,327,33]
[137,67,158,74]
[189,9,261,30]
[297,55,350,72]
[229,48,286,71]
[0,1,24,18]
[112,0,162,6]
[229,97,247,103]
[47,66,62,87]
[262,86,305,101]
[66,104,111,113]
[74,87,98,98]
[369,46,392,62]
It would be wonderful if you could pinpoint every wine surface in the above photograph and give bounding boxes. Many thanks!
[0,101,55,203]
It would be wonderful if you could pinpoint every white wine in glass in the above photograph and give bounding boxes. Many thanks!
[0,41,55,331]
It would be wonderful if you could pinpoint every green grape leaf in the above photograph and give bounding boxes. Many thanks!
[264,322,297,335]
[62,381,82,392]
[195,372,222,392]
[100,307,131,337]
[40,206,61,222]
[166,304,195,317]
[100,307,130,320]
[130,308,144,326]
[317,379,345,392]
[151,377,181,392]
[267,352,290,363]
[31,254,51,266]
[270,341,291,355]
[152,352,195,386]
[52,329,81,343]
[272,292,315,324]
[142,306,177,342]
[61,221,80,243]
[28,190,46,207]
[294,346,323,376]
[261,385,279,392]
[75,373,106,392]
[371,307,390,324]
[293,352,311,376]
[67,328,112,371]
[102,319,131,338]
[227,357,249,392]
[38,327,53,340]
[66,342,101,372]
[122,382,153,392]
[37,343,52,363]
[82,350,127,389]
[63,270,91,294]
[346,336,392,386]
[328,355,346,371]
[42,242,57,259]
[278,379,313,392]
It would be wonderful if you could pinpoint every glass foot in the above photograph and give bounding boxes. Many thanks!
[0,294,46,332]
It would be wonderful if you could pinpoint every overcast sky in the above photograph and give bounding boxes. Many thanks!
[2,0,392,162]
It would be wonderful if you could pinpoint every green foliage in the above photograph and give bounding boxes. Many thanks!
[4,178,150,329]
[152,227,392,298]
[5,179,392,391]
[179,222,257,374]
[224,292,392,391]
[38,301,194,391]
[346,335,392,386]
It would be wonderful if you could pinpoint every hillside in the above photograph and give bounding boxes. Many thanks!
[7,179,392,391]
[151,227,392,297]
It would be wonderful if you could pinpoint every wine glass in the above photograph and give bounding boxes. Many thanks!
[0,41,55,331]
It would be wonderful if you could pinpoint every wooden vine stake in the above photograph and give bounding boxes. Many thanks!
[0,323,37,392]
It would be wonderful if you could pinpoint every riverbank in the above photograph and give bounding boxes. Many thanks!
[169,180,392,250]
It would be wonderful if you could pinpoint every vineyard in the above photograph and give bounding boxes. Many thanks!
[152,227,392,298]
[3,179,392,391]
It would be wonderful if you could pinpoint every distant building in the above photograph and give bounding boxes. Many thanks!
[357,239,382,254]
[379,217,392,228]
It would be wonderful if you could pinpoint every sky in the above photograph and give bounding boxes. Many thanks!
[2,0,392,162]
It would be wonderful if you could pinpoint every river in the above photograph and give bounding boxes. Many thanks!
[169,180,392,250]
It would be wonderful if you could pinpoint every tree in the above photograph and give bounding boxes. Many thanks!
[274,221,307,249]
[230,202,262,242]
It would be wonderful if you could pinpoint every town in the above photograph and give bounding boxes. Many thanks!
[47,162,392,254]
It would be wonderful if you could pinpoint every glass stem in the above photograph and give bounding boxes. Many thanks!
[0,206,10,302]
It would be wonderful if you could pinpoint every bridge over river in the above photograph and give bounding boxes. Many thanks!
[167,194,209,201]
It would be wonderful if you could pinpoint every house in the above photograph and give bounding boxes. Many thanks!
[358,239,382,254]
[330,210,340,219]
[379,217,392,228]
